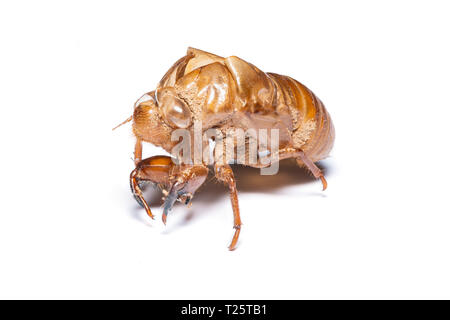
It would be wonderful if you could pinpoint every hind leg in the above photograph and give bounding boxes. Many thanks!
[248,147,328,190]
[276,148,328,190]
[295,149,327,191]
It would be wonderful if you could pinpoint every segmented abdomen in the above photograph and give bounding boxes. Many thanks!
[268,73,335,162]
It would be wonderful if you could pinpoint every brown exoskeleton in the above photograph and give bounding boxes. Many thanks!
[115,48,335,250]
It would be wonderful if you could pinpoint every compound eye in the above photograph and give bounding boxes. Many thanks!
[157,88,192,128]
[163,96,192,128]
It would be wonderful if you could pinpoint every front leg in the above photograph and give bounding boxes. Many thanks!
[131,156,209,224]
[214,164,242,251]
[130,155,176,219]
[134,138,143,166]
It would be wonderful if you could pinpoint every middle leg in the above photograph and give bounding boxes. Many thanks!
[249,147,328,191]
[214,164,242,251]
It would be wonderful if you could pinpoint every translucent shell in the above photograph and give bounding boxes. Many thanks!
[174,62,236,125]
[151,47,334,162]
[134,91,155,108]
[224,56,276,112]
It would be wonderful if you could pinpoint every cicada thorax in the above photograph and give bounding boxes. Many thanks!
[173,62,237,128]
[156,48,234,129]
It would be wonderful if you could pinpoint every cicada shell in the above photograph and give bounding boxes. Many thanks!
[145,47,335,164]
[124,47,335,250]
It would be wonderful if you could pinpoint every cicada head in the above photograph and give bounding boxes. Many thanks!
[132,89,193,150]
[132,92,169,148]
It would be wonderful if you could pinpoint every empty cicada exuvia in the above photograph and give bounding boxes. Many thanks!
[114,47,335,250]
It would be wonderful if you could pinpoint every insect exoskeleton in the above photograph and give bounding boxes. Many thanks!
[117,47,334,250]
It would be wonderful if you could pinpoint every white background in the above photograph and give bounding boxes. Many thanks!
[1,0,449,299]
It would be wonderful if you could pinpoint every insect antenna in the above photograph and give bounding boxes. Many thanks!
[112,115,133,131]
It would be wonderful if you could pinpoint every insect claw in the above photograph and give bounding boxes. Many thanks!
[162,187,179,225]
[143,206,155,220]
[227,225,241,251]
[178,193,193,206]
[320,175,328,191]
[149,213,155,220]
